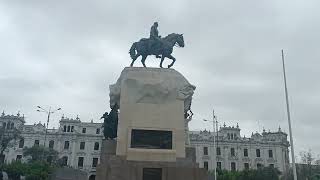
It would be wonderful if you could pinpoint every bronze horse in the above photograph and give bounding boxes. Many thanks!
[129,33,184,68]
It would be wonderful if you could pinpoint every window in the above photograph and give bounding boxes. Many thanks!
[217,147,221,155]
[96,128,100,134]
[231,148,235,156]
[78,157,84,168]
[217,162,222,170]
[257,163,262,169]
[47,156,53,163]
[0,155,5,163]
[231,162,236,171]
[64,141,70,149]
[268,150,273,158]
[244,148,248,157]
[71,126,74,132]
[62,156,68,166]
[244,163,249,170]
[203,147,208,155]
[231,133,234,140]
[131,129,172,149]
[143,168,162,180]
[92,158,98,167]
[269,164,274,168]
[67,126,70,132]
[227,133,230,140]
[18,139,24,148]
[34,140,40,147]
[49,140,54,149]
[2,122,6,129]
[16,155,22,161]
[82,128,86,133]
[256,149,261,157]
[80,142,85,150]
[63,125,66,132]
[204,161,208,170]
[94,142,99,150]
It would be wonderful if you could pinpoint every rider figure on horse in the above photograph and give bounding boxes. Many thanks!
[150,22,162,58]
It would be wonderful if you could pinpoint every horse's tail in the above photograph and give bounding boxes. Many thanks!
[129,42,137,59]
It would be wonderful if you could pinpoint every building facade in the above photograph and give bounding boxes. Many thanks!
[0,112,103,179]
[189,123,290,173]
[1,112,290,179]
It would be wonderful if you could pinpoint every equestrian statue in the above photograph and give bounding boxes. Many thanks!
[129,22,184,68]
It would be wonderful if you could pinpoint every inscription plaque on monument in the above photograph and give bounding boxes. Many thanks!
[131,129,172,149]
[143,168,162,180]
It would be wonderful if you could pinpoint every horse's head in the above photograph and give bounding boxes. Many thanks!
[164,33,185,48]
[176,34,184,47]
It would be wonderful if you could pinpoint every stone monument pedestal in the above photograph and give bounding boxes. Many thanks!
[96,67,207,180]
[96,140,207,180]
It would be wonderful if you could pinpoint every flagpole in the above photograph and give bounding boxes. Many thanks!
[281,50,297,180]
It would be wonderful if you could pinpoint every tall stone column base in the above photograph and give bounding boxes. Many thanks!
[96,140,207,180]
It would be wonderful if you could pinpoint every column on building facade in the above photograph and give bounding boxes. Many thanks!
[70,137,77,168]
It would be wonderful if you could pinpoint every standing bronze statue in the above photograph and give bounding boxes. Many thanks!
[101,104,119,140]
[129,22,184,68]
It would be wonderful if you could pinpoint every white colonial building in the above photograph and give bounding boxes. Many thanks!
[0,112,103,180]
[1,111,290,179]
[189,123,290,173]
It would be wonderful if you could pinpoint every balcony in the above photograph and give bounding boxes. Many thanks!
[267,158,277,163]
[202,155,210,160]
[228,156,239,161]
[242,157,250,162]
[216,156,224,161]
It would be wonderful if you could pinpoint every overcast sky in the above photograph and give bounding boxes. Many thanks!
[1,0,319,158]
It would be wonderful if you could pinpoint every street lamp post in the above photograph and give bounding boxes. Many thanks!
[281,50,297,180]
[204,109,218,180]
[36,106,61,147]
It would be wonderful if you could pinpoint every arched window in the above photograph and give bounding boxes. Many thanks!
[6,122,10,129]
[49,140,54,149]
[94,142,99,150]
[230,148,235,156]
[256,149,261,157]
[231,162,236,171]
[19,139,24,148]
[64,141,70,149]
[61,156,68,166]
[89,175,96,180]
[2,122,6,129]
[10,122,14,129]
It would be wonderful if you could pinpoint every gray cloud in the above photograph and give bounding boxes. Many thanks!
[0,0,319,157]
